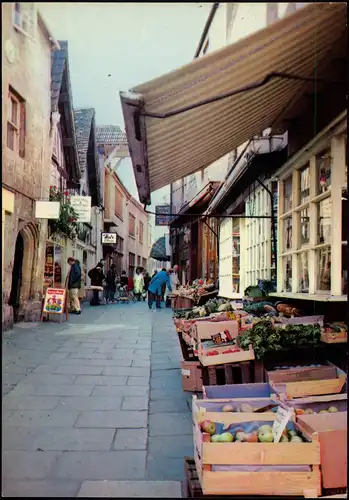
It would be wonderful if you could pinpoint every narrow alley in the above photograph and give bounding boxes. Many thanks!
[2,303,192,497]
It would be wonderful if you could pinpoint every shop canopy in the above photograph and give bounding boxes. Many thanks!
[150,235,171,262]
[120,3,346,205]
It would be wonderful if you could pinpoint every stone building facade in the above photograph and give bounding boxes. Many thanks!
[2,3,58,329]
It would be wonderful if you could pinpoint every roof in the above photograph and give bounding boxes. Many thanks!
[120,3,346,205]
[51,40,68,112]
[96,125,128,146]
[74,108,95,173]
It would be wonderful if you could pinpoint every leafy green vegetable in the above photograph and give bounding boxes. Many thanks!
[237,320,321,359]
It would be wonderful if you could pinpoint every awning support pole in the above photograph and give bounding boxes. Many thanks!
[256,178,277,278]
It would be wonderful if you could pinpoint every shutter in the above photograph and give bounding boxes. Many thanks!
[19,102,26,158]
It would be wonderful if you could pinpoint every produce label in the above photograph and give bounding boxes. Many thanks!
[272,406,293,443]
[43,288,66,315]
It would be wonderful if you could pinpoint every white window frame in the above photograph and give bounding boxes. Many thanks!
[272,111,347,301]
[218,217,243,299]
[244,184,273,288]
[13,2,35,39]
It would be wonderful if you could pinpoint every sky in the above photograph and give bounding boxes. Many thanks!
[39,2,212,241]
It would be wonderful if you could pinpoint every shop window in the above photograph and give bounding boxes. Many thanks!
[299,252,309,293]
[129,213,135,237]
[284,255,292,292]
[317,247,331,291]
[300,165,310,205]
[316,148,332,195]
[7,87,26,158]
[317,198,332,245]
[283,176,292,213]
[300,208,309,246]
[284,216,292,251]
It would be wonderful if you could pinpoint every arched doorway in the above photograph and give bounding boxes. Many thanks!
[9,232,24,322]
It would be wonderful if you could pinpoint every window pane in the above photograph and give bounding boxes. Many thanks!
[300,165,310,204]
[298,252,309,292]
[283,176,292,212]
[284,216,292,251]
[284,255,292,292]
[317,247,331,291]
[317,198,332,244]
[316,149,332,195]
[11,98,18,125]
[300,208,310,246]
[7,123,15,150]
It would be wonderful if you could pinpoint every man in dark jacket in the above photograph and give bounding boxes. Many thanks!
[88,264,105,306]
[67,257,82,314]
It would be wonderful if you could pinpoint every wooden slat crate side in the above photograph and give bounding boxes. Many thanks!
[278,376,346,399]
[198,345,255,367]
[202,469,322,497]
[202,441,321,466]
[195,411,277,425]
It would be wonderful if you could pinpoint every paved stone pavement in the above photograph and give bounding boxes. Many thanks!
[2,303,193,497]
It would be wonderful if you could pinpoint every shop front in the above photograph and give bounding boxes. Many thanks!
[44,237,67,290]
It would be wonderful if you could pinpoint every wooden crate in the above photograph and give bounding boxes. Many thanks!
[203,382,277,400]
[202,361,253,386]
[184,456,346,499]
[271,363,346,399]
[181,360,203,392]
[198,343,255,367]
[192,395,279,425]
[177,330,196,361]
[193,418,321,497]
[266,364,338,384]
[280,394,347,421]
[321,330,347,344]
[297,412,347,490]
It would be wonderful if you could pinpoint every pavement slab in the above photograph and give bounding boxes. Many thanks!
[2,479,81,497]
[77,480,182,497]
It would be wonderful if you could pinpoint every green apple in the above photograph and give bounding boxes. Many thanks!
[304,408,314,414]
[288,430,298,437]
[258,431,274,443]
[258,425,273,434]
[240,403,253,413]
[290,436,303,443]
[328,406,339,413]
[280,435,289,442]
[319,410,328,414]
[211,434,222,443]
[220,432,234,442]
[222,404,234,413]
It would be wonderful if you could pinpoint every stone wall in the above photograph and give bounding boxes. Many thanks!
[2,4,53,329]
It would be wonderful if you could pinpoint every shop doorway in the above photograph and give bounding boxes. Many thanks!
[9,232,24,322]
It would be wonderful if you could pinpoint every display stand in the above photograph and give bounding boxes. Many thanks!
[41,287,69,323]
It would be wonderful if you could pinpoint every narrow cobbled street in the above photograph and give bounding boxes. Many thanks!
[2,303,192,497]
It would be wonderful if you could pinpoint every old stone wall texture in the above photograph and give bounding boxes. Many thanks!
[2,4,52,330]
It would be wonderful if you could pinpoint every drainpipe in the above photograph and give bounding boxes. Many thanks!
[194,2,220,59]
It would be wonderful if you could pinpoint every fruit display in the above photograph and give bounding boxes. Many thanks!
[199,420,307,443]
[172,280,217,305]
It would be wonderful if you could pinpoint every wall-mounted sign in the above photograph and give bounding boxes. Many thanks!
[35,201,60,219]
[70,196,92,223]
[101,232,117,245]
[155,205,171,226]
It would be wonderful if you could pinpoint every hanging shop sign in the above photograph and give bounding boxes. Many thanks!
[35,201,60,219]
[155,205,171,226]
[42,288,66,315]
[70,196,92,223]
[101,232,117,245]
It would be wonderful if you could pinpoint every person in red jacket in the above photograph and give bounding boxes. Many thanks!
[127,275,134,293]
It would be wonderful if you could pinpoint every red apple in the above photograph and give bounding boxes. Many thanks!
[201,420,216,435]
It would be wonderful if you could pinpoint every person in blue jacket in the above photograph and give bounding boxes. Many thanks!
[148,269,172,310]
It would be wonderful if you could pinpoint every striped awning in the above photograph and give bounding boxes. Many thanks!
[120,3,346,205]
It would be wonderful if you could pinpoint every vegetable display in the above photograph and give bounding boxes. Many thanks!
[237,320,322,359]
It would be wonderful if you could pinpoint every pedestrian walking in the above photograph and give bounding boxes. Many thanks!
[148,268,172,310]
[76,260,85,306]
[144,272,151,292]
[67,257,82,314]
[88,264,105,306]
[105,264,117,304]
[160,267,167,304]
[120,270,128,288]
[134,267,144,301]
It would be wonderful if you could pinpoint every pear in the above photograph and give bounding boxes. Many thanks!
[328,406,339,413]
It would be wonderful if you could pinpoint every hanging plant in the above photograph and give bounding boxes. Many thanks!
[48,185,84,239]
